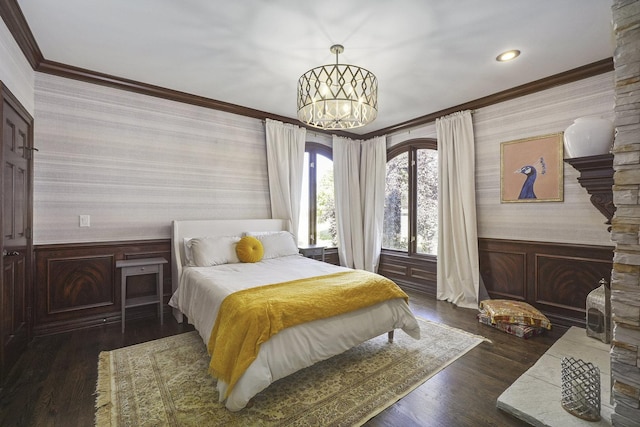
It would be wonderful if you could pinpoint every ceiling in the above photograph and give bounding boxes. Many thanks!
[16,0,615,135]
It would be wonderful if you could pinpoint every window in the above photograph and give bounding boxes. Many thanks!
[298,143,336,247]
[383,139,438,256]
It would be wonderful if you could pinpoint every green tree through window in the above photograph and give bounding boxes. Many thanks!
[383,139,438,256]
[317,161,336,246]
[383,152,409,250]
[299,143,336,246]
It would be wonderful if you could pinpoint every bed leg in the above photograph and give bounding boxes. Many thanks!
[388,330,394,343]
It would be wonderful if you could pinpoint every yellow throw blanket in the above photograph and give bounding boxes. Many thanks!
[207,269,409,397]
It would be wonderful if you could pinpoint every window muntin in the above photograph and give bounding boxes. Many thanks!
[383,140,438,256]
[299,144,336,247]
[383,152,409,251]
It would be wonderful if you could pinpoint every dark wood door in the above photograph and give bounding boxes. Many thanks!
[1,87,33,384]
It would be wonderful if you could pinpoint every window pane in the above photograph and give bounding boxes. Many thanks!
[316,154,336,246]
[416,149,438,255]
[298,152,310,246]
[383,152,409,251]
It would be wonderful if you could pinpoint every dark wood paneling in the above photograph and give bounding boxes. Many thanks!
[34,240,170,335]
[31,237,613,333]
[479,238,614,327]
[385,238,614,327]
[479,249,527,300]
[47,255,114,313]
[534,253,613,316]
[378,252,437,296]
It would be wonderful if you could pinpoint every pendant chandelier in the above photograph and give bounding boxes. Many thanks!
[297,44,378,130]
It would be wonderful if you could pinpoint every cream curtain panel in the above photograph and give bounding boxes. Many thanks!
[265,119,306,240]
[333,135,386,272]
[436,110,481,309]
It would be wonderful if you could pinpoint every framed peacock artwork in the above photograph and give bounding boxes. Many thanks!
[500,133,564,203]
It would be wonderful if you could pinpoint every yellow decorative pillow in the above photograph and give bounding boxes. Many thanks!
[236,236,264,263]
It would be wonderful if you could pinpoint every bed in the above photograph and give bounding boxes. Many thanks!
[168,219,421,411]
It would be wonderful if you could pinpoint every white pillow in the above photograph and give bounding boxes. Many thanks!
[183,238,196,266]
[245,231,299,259]
[188,236,241,267]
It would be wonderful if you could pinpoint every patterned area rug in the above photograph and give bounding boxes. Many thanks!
[95,318,485,426]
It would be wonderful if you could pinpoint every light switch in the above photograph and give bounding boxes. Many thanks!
[79,214,90,227]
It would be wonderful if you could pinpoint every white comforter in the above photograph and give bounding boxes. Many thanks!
[168,254,420,411]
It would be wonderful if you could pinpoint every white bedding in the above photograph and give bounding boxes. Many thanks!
[169,254,421,411]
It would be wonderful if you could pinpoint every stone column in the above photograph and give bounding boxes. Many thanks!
[611,1,640,426]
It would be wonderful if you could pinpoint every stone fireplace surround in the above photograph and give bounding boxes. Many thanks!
[610,0,640,425]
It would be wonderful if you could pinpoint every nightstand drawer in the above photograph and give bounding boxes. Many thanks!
[121,264,160,276]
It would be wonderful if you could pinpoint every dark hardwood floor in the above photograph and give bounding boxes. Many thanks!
[0,290,567,426]
[367,291,567,427]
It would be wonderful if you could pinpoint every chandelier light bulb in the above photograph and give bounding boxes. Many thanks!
[297,44,378,130]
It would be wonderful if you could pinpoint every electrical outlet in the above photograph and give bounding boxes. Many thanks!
[79,215,90,227]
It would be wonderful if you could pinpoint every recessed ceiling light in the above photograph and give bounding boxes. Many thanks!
[496,50,521,62]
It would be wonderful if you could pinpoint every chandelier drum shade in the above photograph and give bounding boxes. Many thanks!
[297,44,378,130]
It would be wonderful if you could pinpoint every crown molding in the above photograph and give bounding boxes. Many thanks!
[37,59,360,138]
[0,0,42,68]
[359,58,614,139]
[0,0,614,140]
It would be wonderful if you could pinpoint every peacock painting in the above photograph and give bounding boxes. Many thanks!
[515,157,546,200]
[501,134,563,203]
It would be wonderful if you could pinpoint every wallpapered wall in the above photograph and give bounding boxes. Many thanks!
[0,17,34,114]
[31,67,614,246]
[474,72,614,246]
[34,74,271,244]
[388,72,615,247]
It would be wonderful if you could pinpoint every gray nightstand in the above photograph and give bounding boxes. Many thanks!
[117,257,167,333]
[299,244,326,262]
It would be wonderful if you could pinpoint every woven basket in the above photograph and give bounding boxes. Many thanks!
[560,357,601,421]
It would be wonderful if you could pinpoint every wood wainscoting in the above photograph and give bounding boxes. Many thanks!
[479,238,614,327]
[378,239,613,328]
[31,238,611,335]
[33,240,170,335]
[378,251,437,297]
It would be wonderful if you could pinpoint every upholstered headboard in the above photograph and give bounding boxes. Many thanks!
[170,218,290,321]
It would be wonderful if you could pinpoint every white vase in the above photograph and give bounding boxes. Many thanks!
[563,117,614,158]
